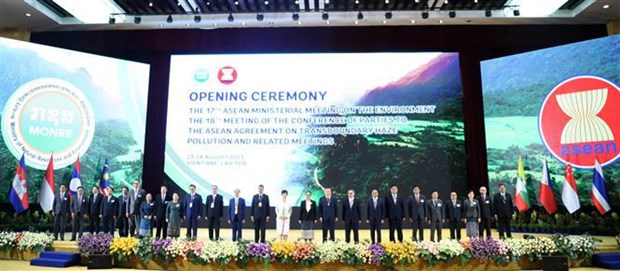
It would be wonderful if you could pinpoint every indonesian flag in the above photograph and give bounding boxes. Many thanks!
[591,160,611,215]
[514,156,530,212]
[538,159,557,214]
[39,154,55,212]
[561,163,580,214]
[9,154,29,213]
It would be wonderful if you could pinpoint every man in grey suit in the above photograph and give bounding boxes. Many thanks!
[426,190,445,242]
[53,184,70,240]
[70,186,88,241]
[127,180,146,237]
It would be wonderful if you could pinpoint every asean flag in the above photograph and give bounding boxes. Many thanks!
[539,159,557,214]
[591,160,611,215]
[69,156,82,197]
[9,154,29,213]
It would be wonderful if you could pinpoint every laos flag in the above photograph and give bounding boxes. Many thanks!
[10,154,29,213]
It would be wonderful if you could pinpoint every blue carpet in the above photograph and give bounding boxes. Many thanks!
[30,251,80,268]
[592,253,620,270]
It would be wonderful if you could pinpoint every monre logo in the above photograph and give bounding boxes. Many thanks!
[217,66,237,85]
[539,75,620,169]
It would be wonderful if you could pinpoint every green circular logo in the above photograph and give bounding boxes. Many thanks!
[194,69,210,83]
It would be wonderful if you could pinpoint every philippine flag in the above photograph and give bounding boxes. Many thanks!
[69,156,82,197]
[39,154,55,213]
[9,154,29,213]
[539,158,557,214]
[591,160,611,215]
[99,158,110,191]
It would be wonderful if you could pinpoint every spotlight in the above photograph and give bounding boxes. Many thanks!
[166,14,173,23]
[292,13,299,21]
[108,16,115,24]
[149,1,153,7]
[513,9,520,16]
[357,11,363,20]
[257,13,264,21]
[485,9,491,17]
[194,15,201,23]
[134,16,141,24]
[448,10,455,18]
[228,13,234,22]
[264,0,269,4]
[322,12,329,20]
[384,11,392,19]
[422,10,429,19]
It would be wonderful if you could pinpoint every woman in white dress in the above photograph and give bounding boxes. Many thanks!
[275,190,293,241]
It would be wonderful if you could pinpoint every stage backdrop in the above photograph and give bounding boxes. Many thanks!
[166,52,467,203]
[0,37,150,202]
[481,35,620,207]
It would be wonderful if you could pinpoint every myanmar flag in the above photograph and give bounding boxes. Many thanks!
[514,156,530,212]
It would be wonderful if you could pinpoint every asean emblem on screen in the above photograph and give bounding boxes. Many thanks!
[538,75,620,169]
[0,78,95,169]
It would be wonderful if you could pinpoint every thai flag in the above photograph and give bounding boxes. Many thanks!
[99,158,110,191]
[591,160,611,215]
[9,154,29,213]
[69,156,82,197]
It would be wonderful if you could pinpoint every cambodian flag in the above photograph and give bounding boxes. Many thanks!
[591,160,611,215]
[69,156,82,197]
[99,158,110,191]
[9,154,29,213]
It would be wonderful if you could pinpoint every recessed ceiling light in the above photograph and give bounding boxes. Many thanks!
[214,22,218,26]
[234,1,239,4]
[439,19,443,23]
[25,12,31,17]
[241,22,246,25]
[354,20,359,24]
[297,21,302,24]
[149,2,153,7]
[264,0,269,5]
[410,19,415,23]
[325,0,329,4]
[382,20,387,24]
[158,23,163,27]
[326,20,330,24]
[603,4,610,9]
[355,0,359,3]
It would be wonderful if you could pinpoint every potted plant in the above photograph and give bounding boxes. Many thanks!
[78,234,114,269]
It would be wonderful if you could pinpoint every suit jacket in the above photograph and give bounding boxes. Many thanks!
[318,196,338,220]
[407,194,426,220]
[477,195,493,219]
[493,193,514,219]
[154,193,171,219]
[251,194,270,219]
[184,194,203,218]
[206,194,224,218]
[118,194,130,217]
[446,199,462,221]
[127,188,146,215]
[341,198,361,222]
[366,197,384,221]
[426,199,445,222]
[228,197,246,221]
[71,194,88,214]
[100,195,118,218]
[463,199,480,218]
[88,193,104,216]
[53,192,70,215]
[384,194,405,220]
[299,200,317,221]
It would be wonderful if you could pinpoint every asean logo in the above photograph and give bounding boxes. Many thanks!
[539,75,620,169]
[217,66,237,85]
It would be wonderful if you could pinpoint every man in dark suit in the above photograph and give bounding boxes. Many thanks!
[184,184,203,240]
[228,188,246,241]
[478,186,493,238]
[426,190,445,242]
[366,189,384,244]
[118,187,130,237]
[493,183,514,239]
[70,186,88,241]
[88,186,104,234]
[206,185,224,240]
[385,184,405,242]
[251,184,270,243]
[318,187,338,242]
[100,186,118,235]
[341,189,361,243]
[446,191,462,240]
[154,185,171,239]
[407,185,426,241]
[53,184,70,240]
[127,180,146,236]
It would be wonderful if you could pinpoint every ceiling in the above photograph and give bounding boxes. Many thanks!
[0,0,618,31]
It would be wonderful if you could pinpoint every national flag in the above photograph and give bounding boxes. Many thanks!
[99,158,110,191]
[561,163,580,214]
[591,160,611,215]
[538,158,557,214]
[69,156,81,197]
[9,154,29,213]
[514,156,530,212]
[39,154,55,212]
